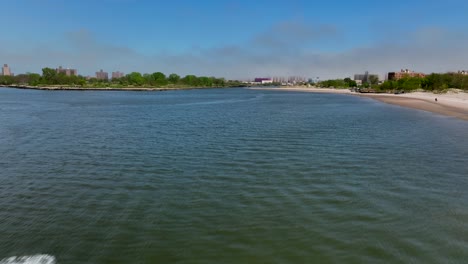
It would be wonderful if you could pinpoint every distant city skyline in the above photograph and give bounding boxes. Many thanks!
[1,0,468,79]
[3,62,468,83]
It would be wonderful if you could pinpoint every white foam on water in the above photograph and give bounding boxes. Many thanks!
[0,255,56,264]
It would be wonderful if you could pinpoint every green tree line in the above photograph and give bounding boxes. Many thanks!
[319,78,358,88]
[317,73,468,92]
[379,73,468,92]
[0,68,245,88]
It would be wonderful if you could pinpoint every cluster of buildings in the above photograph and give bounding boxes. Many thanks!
[88,69,125,80]
[56,66,77,76]
[354,71,379,85]
[249,76,308,85]
[92,69,125,80]
[273,76,307,84]
[353,69,429,84]
[94,69,125,80]
[55,66,124,80]
[354,69,468,84]
[1,64,126,81]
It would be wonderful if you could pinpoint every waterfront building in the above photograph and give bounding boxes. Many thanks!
[271,76,306,85]
[96,69,109,80]
[112,71,124,79]
[387,69,425,81]
[56,66,77,76]
[354,71,379,83]
[2,64,11,76]
[273,77,286,83]
[254,78,273,84]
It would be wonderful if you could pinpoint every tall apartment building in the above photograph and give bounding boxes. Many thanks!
[112,71,124,79]
[354,71,379,83]
[388,69,425,81]
[2,64,12,76]
[96,69,109,80]
[56,66,77,76]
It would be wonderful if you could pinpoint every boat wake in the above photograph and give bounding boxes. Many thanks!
[0,255,56,264]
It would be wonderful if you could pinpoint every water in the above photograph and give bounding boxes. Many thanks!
[1,87,468,263]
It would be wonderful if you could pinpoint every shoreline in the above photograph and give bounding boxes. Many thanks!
[0,84,238,92]
[252,87,468,121]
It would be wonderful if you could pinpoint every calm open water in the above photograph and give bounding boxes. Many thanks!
[1,87,468,263]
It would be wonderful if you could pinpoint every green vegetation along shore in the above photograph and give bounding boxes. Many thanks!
[0,68,246,89]
[319,73,468,93]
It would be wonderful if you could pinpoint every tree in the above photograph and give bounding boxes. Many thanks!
[27,73,41,86]
[181,75,199,86]
[152,72,167,86]
[198,76,213,87]
[379,80,396,91]
[319,79,346,88]
[369,75,379,86]
[397,77,421,91]
[213,77,226,87]
[11,73,41,85]
[0,75,14,85]
[344,77,357,87]
[126,72,145,86]
[143,73,153,84]
[42,67,57,84]
[168,73,180,84]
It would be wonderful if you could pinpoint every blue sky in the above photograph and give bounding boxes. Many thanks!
[1,0,468,79]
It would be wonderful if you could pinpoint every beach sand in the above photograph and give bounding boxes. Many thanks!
[251,87,468,121]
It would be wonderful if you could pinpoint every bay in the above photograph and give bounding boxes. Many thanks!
[1,88,468,263]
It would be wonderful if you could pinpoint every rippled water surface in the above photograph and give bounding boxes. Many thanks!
[1,88,468,263]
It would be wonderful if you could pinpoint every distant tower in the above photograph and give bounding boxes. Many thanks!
[96,69,109,80]
[2,64,11,76]
[364,71,369,83]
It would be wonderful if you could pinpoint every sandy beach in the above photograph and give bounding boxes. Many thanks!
[251,87,468,121]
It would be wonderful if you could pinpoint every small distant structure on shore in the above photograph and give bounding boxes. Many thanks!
[254,78,273,84]
[96,69,109,80]
[354,71,378,83]
[56,66,77,76]
[287,76,306,84]
[273,76,286,84]
[112,71,124,79]
[458,70,468,75]
[1,64,12,76]
[388,69,425,81]
[271,76,307,85]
